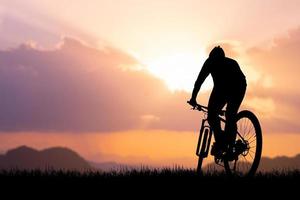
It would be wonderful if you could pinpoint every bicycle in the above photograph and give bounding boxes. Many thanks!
[188,102,262,177]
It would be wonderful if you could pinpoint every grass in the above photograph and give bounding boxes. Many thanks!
[0,168,299,197]
[1,167,300,181]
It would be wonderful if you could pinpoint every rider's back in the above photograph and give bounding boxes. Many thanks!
[205,57,246,90]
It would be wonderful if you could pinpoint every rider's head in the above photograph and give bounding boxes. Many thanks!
[209,46,225,60]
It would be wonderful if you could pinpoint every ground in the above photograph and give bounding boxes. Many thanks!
[0,168,299,198]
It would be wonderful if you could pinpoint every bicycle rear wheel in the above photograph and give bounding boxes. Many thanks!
[224,110,262,177]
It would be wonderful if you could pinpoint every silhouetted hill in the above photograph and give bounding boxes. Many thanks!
[89,161,122,171]
[0,146,91,171]
[259,154,300,171]
[1,145,300,172]
[203,154,300,172]
[89,161,138,171]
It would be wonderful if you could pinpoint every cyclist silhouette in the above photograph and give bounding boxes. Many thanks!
[188,46,247,157]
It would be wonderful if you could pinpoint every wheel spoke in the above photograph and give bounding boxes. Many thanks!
[238,120,242,134]
[246,119,251,137]
[242,118,246,136]
[248,152,254,160]
[225,111,262,177]
[249,150,256,156]
[249,139,256,144]
[241,119,246,136]
[243,119,249,137]
[242,155,248,163]
[247,134,256,143]
[245,125,254,140]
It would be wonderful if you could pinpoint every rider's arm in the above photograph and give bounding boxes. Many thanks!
[191,59,210,100]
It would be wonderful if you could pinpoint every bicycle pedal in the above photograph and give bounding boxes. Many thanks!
[214,157,220,164]
[214,157,224,167]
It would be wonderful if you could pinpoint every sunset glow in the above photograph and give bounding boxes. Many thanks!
[145,49,210,91]
[0,0,300,169]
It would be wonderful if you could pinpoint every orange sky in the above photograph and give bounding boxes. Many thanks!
[0,0,300,168]
[0,131,300,168]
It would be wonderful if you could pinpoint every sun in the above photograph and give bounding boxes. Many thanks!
[145,50,213,92]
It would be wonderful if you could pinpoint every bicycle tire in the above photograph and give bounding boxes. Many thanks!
[224,110,262,177]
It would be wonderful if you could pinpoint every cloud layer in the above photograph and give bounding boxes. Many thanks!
[0,37,202,132]
[0,26,300,134]
[245,27,300,133]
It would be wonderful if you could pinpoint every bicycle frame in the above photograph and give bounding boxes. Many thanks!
[196,118,212,158]
[188,101,262,176]
[195,113,225,158]
[194,104,247,155]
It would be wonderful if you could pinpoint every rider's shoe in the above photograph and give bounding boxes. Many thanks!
[224,147,239,161]
[223,140,248,161]
[211,142,226,158]
[224,150,238,161]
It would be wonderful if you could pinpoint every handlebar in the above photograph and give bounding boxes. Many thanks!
[187,101,225,116]
[187,101,208,112]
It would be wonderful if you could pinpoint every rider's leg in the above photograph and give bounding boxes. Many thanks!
[207,88,226,148]
[225,83,246,148]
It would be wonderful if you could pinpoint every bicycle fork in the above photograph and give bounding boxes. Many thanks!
[196,119,213,173]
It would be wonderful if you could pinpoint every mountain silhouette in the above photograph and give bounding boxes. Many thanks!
[259,154,300,171]
[1,146,300,172]
[0,146,91,171]
[89,161,120,171]
[203,154,300,172]
[89,161,138,171]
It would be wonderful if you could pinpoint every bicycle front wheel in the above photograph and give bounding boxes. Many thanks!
[224,110,262,177]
